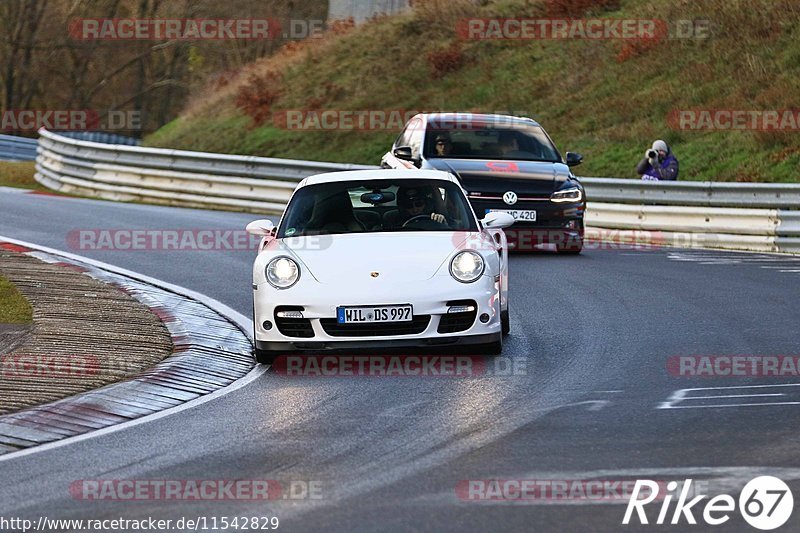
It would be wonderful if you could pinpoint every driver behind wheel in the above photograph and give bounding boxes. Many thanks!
[396,185,447,226]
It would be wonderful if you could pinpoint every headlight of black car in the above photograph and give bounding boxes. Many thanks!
[550,187,583,203]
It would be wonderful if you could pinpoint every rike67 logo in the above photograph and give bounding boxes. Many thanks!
[623,476,793,530]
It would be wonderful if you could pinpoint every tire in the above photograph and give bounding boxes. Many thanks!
[254,348,278,365]
[557,222,584,254]
[469,336,502,356]
[501,308,510,336]
[481,339,503,356]
[251,301,275,364]
[557,238,583,254]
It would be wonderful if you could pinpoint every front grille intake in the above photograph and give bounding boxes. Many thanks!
[438,300,478,333]
[274,306,314,338]
[320,315,430,337]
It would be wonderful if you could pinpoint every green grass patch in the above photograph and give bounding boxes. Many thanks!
[0,275,33,324]
[0,161,43,190]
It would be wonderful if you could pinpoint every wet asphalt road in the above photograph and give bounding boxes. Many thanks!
[1,189,800,532]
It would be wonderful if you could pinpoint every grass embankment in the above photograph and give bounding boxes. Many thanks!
[146,0,800,182]
[0,162,41,190]
[0,275,33,324]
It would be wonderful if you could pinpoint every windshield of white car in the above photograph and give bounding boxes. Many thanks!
[277,179,479,238]
[423,123,561,162]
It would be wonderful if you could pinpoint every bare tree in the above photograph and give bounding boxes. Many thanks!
[0,0,327,135]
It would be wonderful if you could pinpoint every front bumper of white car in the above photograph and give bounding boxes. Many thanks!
[253,273,501,352]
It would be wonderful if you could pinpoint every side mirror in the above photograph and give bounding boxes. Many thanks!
[393,146,415,161]
[482,211,515,229]
[565,152,583,167]
[245,219,275,236]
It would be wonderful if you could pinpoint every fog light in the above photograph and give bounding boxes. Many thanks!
[276,310,304,319]
[262,320,273,330]
[566,220,577,229]
[479,313,490,323]
[448,305,476,314]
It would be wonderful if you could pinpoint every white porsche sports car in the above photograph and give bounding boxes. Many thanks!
[245,169,514,364]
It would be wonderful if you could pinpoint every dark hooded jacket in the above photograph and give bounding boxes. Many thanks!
[636,144,679,181]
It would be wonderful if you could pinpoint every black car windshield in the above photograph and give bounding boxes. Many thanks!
[424,122,561,162]
[277,178,479,238]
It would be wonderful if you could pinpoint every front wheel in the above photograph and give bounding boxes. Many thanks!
[468,337,502,356]
[557,223,584,254]
[481,339,503,356]
[501,309,510,336]
[557,239,583,254]
[254,348,278,365]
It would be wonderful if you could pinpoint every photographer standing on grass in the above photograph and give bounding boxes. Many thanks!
[636,140,679,181]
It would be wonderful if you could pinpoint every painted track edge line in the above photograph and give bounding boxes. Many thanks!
[0,234,265,463]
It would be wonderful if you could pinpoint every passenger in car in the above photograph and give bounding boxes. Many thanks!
[388,185,448,227]
[433,133,453,157]
[498,132,519,155]
[305,190,365,234]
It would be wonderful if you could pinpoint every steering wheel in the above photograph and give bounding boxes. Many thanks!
[402,214,434,228]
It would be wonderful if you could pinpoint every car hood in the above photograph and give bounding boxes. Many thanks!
[276,232,476,284]
[427,158,572,196]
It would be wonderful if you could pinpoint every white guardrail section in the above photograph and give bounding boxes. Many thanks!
[580,178,800,253]
[34,128,374,213]
[35,129,800,254]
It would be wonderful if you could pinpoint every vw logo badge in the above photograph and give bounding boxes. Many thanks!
[503,191,518,205]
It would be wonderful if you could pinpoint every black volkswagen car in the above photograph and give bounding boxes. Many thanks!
[381,113,586,253]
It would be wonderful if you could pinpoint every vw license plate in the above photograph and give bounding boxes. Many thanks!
[337,305,413,324]
[486,209,537,221]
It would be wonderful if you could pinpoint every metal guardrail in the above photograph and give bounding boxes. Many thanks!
[57,131,141,146]
[38,128,373,182]
[35,128,375,213]
[581,177,800,209]
[35,128,799,253]
[0,134,38,161]
[1,132,139,161]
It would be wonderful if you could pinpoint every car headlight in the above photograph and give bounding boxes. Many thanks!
[450,251,485,283]
[550,187,583,203]
[266,256,300,289]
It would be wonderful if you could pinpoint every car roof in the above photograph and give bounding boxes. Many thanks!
[418,112,540,128]
[300,169,459,187]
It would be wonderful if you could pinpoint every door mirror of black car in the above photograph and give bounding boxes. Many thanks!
[565,152,583,167]
[393,146,415,162]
